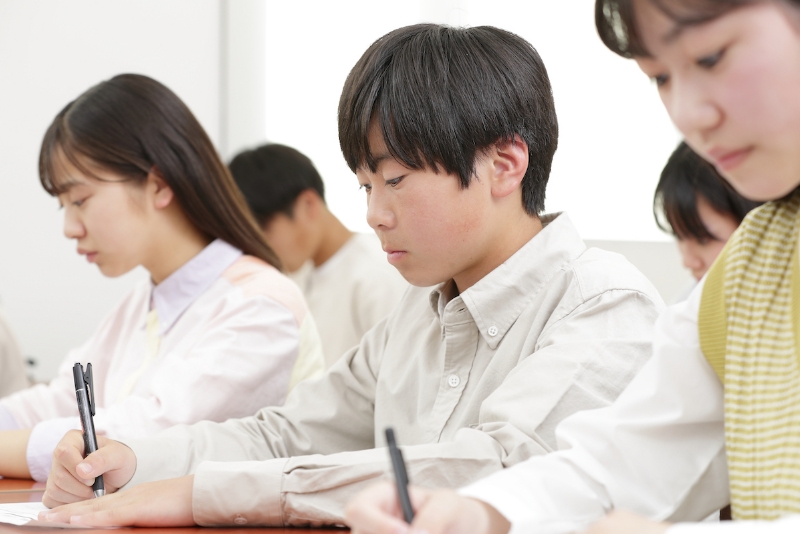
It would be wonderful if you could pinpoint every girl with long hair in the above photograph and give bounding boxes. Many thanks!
[0,74,324,482]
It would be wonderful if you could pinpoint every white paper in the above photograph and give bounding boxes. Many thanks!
[0,502,47,526]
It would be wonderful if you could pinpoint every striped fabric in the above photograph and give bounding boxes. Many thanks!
[698,192,800,520]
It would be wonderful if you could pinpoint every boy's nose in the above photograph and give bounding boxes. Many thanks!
[366,192,396,230]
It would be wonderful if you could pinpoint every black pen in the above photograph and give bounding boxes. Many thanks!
[72,363,105,498]
[385,427,414,523]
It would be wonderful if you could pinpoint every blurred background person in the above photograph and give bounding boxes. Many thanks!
[229,143,407,367]
[654,141,762,284]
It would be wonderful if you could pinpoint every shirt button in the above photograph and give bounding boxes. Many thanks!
[488,325,498,337]
[448,375,460,388]
[233,516,247,525]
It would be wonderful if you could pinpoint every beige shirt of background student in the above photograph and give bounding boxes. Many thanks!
[289,232,407,367]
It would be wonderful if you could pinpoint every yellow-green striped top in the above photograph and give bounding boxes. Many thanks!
[699,192,800,520]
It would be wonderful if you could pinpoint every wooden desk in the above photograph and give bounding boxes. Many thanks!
[0,479,345,532]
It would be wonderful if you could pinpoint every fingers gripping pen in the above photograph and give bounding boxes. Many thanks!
[72,363,105,498]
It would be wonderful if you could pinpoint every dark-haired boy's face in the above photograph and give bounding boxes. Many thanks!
[356,128,517,291]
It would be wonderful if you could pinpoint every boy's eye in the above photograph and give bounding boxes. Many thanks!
[696,49,725,69]
[386,176,405,188]
[359,183,372,194]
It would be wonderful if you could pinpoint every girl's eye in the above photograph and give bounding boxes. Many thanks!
[697,49,725,69]
[72,198,87,207]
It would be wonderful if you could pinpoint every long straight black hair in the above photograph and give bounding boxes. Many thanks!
[39,73,281,269]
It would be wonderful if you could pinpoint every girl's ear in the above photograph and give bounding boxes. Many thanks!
[148,167,175,210]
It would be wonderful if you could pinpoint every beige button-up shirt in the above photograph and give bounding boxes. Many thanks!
[123,213,665,527]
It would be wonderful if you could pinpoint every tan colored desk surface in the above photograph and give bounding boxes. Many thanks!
[0,479,346,533]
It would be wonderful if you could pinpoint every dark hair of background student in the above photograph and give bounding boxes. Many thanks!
[38,73,281,269]
[654,141,762,241]
[595,0,800,58]
[338,23,558,216]
[228,144,325,225]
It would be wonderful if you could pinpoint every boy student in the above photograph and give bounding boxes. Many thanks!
[39,24,664,528]
[229,143,407,367]
[344,1,800,534]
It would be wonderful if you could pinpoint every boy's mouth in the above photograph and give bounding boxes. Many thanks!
[384,249,407,263]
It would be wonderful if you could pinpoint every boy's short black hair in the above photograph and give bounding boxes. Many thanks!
[228,143,325,225]
[654,141,762,241]
[338,23,558,216]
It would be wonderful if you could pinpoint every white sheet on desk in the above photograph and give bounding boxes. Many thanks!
[0,502,48,526]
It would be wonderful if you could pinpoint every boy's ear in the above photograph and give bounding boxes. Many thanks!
[293,189,323,221]
[148,167,175,210]
[489,135,529,199]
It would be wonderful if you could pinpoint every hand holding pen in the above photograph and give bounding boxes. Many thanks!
[72,363,105,498]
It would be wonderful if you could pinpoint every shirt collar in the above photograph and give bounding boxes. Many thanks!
[429,213,586,349]
[149,239,243,335]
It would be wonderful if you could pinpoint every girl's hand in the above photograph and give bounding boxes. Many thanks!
[39,475,195,527]
[345,481,510,534]
[43,430,137,507]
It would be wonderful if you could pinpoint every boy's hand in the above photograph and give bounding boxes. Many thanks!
[582,510,670,534]
[39,476,195,527]
[345,481,510,534]
[43,430,137,507]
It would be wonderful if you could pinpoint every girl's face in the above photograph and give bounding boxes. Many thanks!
[634,1,800,201]
[56,159,155,278]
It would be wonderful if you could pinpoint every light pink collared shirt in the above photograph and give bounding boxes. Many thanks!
[0,239,324,481]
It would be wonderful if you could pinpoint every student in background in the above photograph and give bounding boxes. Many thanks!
[0,311,29,398]
[229,144,407,367]
[0,74,324,482]
[343,1,800,533]
[40,24,664,528]
[654,141,761,282]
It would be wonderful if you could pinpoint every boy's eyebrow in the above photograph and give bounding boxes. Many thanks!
[372,153,392,165]
[359,152,392,172]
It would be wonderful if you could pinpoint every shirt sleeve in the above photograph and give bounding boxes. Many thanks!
[120,314,388,488]
[669,515,800,533]
[26,417,81,481]
[460,281,731,533]
[0,405,19,431]
[123,282,664,527]
[0,355,82,428]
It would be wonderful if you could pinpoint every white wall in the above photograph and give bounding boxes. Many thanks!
[260,0,681,242]
[0,0,222,380]
[260,1,423,228]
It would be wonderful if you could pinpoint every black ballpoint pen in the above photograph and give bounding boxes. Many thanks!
[72,363,105,498]
[385,427,414,523]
